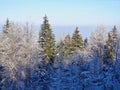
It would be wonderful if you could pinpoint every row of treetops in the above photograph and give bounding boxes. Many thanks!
[2,16,119,62]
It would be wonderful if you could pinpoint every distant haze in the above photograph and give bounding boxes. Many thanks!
[33,25,119,41]
[0,0,120,41]
[0,24,120,41]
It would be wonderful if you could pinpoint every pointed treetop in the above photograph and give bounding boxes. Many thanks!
[66,33,71,38]
[113,25,117,31]
[5,18,10,26]
[67,33,70,36]
[64,34,71,42]
[6,18,9,22]
[44,14,48,20]
[84,38,88,42]
[108,32,111,37]
[75,26,79,33]
[3,18,10,33]
[4,18,10,28]
[76,26,78,30]
[112,25,118,40]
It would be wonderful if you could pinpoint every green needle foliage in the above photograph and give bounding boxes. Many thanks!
[39,15,55,63]
[72,27,83,51]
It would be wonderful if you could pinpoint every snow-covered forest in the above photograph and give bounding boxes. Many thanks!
[0,16,120,90]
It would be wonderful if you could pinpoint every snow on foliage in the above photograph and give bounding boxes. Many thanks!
[0,23,39,89]
[0,21,120,90]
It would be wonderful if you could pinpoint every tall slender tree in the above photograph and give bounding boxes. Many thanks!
[39,15,55,63]
[112,25,118,40]
[64,34,72,54]
[63,34,72,63]
[105,25,118,62]
[3,18,11,33]
[84,38,88,49]
[72,27,83,51]
[106,32,115,60]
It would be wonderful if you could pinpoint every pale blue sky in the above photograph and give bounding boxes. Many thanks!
[0,0,120,26]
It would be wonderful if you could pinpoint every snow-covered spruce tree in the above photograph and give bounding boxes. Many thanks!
[72,27,83,51]
[3,19,11,34]
[64,34,72,51]
[39,15,55,63]
[105,32,115,61]
[84,38,89,50]
[63,34,72,63]
[105,26,118,64]
[0,22,38,89]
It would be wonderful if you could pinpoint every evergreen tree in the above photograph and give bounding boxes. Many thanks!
[105,26,118,61]
[84,38,88,49]
[63,34,72,63]
[112,25,118,41]
[72,27,83,51]
[106,32,115,60]
[39,15,55,63]
[3,19,10,33]
[64,34,72,54]
[64,34,71,47]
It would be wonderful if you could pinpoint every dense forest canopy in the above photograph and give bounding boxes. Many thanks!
[0,17,120,90]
